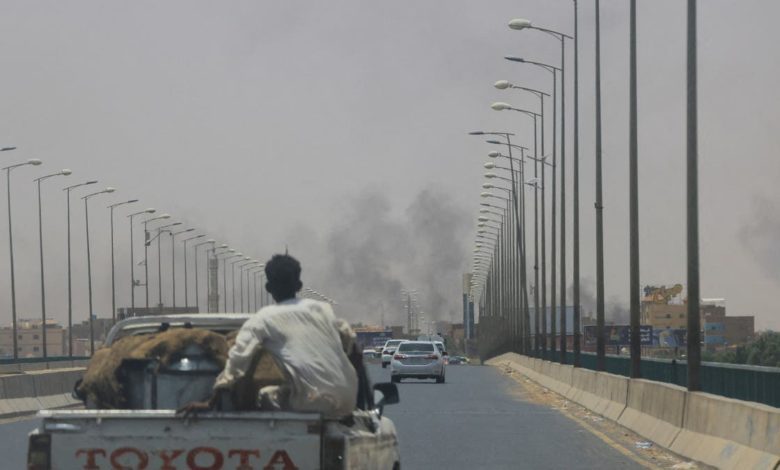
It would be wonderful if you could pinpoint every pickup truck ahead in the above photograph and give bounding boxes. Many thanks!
[27,314,401,470]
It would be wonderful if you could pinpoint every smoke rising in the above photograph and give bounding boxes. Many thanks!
[740,195,780,283]
[568,279,629,324]
[288,188,471,327]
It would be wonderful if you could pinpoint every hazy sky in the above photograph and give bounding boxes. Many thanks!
[0,1,778,330]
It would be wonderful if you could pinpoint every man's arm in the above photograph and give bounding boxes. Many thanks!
[214,326,263,390]
[332,318,355,355]
[178,323,264,416]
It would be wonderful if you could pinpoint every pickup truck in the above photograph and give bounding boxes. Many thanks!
[27,314,401,470]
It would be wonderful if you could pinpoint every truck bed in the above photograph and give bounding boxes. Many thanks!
[35,409,322,469]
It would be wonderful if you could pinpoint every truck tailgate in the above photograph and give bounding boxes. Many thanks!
[38,409,321,470]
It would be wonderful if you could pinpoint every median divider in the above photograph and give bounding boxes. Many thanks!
[0,368,84,419]
[671,391,780,470]
[487,353,780,470]
[616,379,686,448]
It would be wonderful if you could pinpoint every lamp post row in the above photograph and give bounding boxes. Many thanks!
[469,2,702,392]
[2,149,268,359]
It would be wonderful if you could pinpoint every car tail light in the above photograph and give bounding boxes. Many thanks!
[426,354,439,360]
[27,433,51,470]
[393,354,406,360]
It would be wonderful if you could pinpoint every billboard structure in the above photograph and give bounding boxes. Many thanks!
[584,325,653,346]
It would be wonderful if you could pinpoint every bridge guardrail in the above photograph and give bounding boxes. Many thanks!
[491,353,780,470]
[530,350,780,408]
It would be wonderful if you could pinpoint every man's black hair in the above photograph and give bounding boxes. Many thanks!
[265,254,303,301]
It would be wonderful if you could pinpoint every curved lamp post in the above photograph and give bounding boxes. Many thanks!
[128,208,155,317]
[64,179,98,354]
[3,158,42,358]
[193,239,217,312]
[182,233,205,309]
[108,199,138,323]
[33,169,71,357]
[142,213,170,309]
[83,187,115,355]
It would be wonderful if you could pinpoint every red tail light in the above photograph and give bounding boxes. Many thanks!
[393,354,406,360]
[426,354,439,360]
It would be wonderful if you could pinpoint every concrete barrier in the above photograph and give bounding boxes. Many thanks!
[670,392,780,470]
[488,354,780,468]
[0,368,84,419]
[617,379,686,448]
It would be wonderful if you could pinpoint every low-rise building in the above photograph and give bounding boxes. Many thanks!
[0,318,66,358]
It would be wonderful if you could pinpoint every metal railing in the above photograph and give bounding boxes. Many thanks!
[527,349,780,408]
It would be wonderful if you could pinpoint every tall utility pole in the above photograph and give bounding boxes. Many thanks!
[686,0,701,392]
[208,252,219,313]
[407,293,412,335]
[594,0,607,371]
[572,0,581,367]
[629,0,642,378]
[559,32,568,364]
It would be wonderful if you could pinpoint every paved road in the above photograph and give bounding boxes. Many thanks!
[367,362,641,470]
[1,363,641,469]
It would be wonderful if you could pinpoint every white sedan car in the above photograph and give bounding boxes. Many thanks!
[381,339,405,368]
[390,341,445,383]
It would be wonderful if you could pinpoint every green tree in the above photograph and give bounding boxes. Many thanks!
[744,331,780,368]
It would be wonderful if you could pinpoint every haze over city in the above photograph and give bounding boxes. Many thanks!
[0,0,778,330]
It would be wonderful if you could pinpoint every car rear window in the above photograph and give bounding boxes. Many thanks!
[398,342,434,353]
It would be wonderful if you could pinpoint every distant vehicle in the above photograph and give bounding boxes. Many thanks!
[433,341,449,364]
[362,348,379,361]
[28,314,402,470]
[390,341,445,384]
[381,339,406,368]
[448,355,468,365]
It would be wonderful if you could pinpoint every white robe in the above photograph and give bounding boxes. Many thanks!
[214,298,358,418]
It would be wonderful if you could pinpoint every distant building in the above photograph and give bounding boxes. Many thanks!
[68,317,116,353]
[0,318,66,358]
[641,289,754,347]
[642,303,688,329]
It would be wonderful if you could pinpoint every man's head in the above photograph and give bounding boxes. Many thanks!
[265,254,303,303]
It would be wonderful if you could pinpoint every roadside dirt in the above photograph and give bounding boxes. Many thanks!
[496,362,712,470]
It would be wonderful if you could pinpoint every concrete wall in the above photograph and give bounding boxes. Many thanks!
[487,353,780,470]
[0,368,84,419]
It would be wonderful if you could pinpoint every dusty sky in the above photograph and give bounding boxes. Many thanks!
[0,1,778,331]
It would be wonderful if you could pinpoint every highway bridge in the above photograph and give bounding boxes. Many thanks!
[2,356,778,469]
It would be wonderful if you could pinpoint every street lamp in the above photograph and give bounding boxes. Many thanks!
[34,168,71,357]
[223,253,242,312]
[508,17,574,364]
[83,187,115,355]
[170,228,195,308]
[3,158,42,359]
[182,233,205,309]
[64,179,98,355]
[155,221,182,309]
[142,213,170,309]
[228,255,247,311]
[108,199,138,323]
[128,208,155,317]
[236,259,255,312]
[194,239,218,312]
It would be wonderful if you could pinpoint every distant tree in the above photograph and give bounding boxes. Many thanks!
[744,331,780,368]
[702,332,780,368]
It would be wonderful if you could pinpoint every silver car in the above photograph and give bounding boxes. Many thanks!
[390,341,445,383]
[381,339,405,368]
